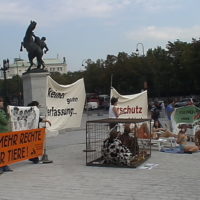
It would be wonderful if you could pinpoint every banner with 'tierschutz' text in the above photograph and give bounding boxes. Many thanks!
[110,88,148,119]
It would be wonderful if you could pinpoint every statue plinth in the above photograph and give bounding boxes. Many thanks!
[22,71,49,112]
[23,68,48,75]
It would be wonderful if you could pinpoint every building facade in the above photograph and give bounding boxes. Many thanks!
[0,57,67,79]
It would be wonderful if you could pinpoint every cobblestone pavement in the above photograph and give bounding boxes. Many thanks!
[0,112,200,200]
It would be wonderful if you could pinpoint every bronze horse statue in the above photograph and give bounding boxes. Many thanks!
[20,21,45,71]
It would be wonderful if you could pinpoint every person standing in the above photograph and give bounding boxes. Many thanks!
[27,101,51,126]
[109,97,123,118]
[109,97,124,129]
[0,97,13,173]
[0,97,10,133]
[27,101,51,164]
[166,99,175,131]
[150,101,161,122]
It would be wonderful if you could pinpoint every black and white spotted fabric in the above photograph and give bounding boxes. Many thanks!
[102,138,132,166]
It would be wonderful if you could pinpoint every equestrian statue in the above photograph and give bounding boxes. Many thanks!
[20,21,49,71]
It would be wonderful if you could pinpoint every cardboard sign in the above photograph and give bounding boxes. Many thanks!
[0,128,45,167]
[173,105,200,124]
[171,105,200,135]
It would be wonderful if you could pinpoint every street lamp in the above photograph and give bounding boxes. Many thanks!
[136,43,147,90]
[16,60,22,105]
[136,43,145,56]
[0,59,9,106]
[82,59,87,67]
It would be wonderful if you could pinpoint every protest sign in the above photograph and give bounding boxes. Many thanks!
[8,106,39,131]
[110,88,148,118]
[171,105,200,135]
[46,77,86,130]
[0,128,45,167]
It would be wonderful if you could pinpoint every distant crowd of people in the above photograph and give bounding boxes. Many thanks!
[150,99,200,153]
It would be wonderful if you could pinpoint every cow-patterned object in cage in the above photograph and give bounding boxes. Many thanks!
[102,138,133,166]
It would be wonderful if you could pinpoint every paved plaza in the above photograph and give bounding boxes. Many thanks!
[0,111,200,200]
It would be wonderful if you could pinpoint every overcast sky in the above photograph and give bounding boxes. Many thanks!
[0,0,200,71]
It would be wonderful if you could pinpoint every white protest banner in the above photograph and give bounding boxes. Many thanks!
[46,77,86,130]
[8,106,40,131]
[110,88,148,118]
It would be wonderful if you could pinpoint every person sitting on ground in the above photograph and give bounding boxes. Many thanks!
[195,129,200,149]
[118,123,139,156]
[152,120,177,139]
[176,124,199,153]
[102,128,132,166]
[135,123,151,139]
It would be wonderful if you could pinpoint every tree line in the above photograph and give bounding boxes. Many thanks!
[1,38,200,103]
[51,38,200,97]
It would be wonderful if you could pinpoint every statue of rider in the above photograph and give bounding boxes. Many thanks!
[20,21,48,71]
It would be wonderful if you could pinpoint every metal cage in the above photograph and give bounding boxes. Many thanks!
[85,118,152,168]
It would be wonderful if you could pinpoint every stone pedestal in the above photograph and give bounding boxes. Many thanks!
[22,70,49,115]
